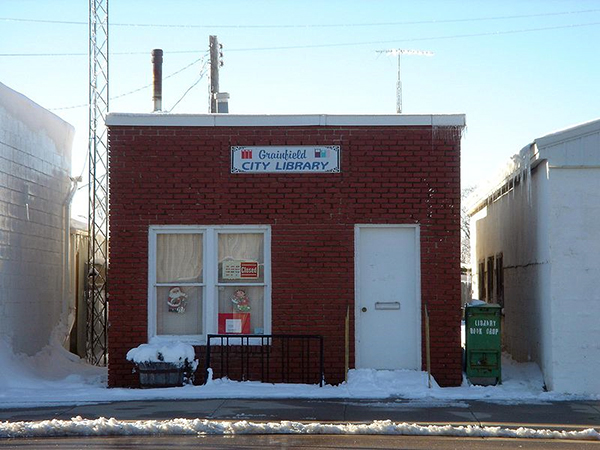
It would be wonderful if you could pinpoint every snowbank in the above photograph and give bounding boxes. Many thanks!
[1,417,598,440]
[0,339,105,391]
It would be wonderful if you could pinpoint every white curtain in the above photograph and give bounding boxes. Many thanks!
[156,234,203,283]
[218,233,263,263]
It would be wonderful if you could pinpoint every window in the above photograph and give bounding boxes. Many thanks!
[155,233,204,336]
[217,232,266,335]
[487,256,494,303]
[148,226,271,342]
[478,261,486,300]
[495,253,504,307]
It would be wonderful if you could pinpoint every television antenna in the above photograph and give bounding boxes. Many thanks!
[377,49,433,114]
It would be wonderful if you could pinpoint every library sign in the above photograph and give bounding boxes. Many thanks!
[231,145,341,173]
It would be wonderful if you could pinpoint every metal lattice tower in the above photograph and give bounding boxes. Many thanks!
[87,0,109,366]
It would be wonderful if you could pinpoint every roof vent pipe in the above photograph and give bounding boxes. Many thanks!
[151,49,163,112]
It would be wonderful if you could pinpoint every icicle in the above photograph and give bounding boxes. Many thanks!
[469,138,535,215]
[525,144,533,206]
[432,125,465,143]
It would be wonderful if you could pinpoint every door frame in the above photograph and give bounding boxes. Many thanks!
[354,224,422,369]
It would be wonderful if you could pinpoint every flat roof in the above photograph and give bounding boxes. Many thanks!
[534,117,600,149]
[106,113,466,128]
[468,117,600,214]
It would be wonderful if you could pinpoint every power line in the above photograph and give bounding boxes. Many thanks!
[1,8,599,28]
[50,54,208,111]
[0,50,200,57]
[225,21,600,51]
[2,21,599,59]
[169,60,210,112]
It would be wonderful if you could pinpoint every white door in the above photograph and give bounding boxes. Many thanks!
[355,225,420,370]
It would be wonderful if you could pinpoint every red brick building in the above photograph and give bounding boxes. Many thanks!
[106,113,465,388]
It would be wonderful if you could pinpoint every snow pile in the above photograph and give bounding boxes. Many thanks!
[126,342,197,370]
[344,368,439,398]
[0,339,105,391]
[0,417,598,440]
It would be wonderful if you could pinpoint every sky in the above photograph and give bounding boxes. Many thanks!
[1,0,599,218]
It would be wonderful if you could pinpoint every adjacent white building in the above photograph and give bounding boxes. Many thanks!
[469,118,600,395]
[0,82,76,355]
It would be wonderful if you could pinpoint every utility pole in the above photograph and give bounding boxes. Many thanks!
[209,35,220,113]
[377,49,433,113]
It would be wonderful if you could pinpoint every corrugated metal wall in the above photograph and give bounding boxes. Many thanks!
[0,82,74,355]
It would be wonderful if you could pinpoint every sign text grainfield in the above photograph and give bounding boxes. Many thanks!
[231,146,341,173]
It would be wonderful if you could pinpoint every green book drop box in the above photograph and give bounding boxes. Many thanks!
[465,302,502,385]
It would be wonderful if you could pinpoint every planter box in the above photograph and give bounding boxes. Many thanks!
[137,362,194,388]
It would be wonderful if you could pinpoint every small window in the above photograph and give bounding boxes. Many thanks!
[495,253,504,307]
[478,261,486,300]
[487,256,494,303]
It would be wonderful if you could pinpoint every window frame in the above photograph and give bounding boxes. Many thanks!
[486,256,494,303]
[495,253,504,307]
[148,225,271,344]
[478,260,486,300]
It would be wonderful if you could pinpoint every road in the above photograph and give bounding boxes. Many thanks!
[0,434,597,449]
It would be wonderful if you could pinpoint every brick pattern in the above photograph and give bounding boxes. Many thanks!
[108,125,462,387]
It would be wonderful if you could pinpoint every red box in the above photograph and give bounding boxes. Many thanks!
[218,313,251,334]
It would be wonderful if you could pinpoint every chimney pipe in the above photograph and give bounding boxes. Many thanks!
[152,49,163,112]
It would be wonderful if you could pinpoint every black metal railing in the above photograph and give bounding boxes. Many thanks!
[204,334,324,387]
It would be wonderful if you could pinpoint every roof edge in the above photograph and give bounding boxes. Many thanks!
[534,118,600,148]
[106,113,466,128]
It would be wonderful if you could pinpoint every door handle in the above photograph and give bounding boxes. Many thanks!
[361,307,367,312]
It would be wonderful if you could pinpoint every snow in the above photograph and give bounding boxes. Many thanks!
[467,299,486,306]
[126,342,197,368]
[466,143,533,213]
[1,418,599,440]
[0,338,598,440]
[2,340,571,406]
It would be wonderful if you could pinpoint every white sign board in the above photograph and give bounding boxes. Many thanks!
[225,319,242,334]
[231,146,341,173]
[222,260,260,280]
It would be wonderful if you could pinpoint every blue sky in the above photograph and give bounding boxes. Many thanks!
[1,0,599,217]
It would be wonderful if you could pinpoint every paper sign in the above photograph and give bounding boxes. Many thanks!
[222,261,259,280]
[218,313,251,334]
[225,319,242,334]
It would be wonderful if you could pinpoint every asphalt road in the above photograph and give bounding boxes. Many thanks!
[0,434,598,449]
[1,398,599,431]
[1,398,598,448]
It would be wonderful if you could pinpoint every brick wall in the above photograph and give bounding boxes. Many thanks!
[108,124,462,387]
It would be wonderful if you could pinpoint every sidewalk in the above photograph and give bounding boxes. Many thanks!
[1,397,599,432]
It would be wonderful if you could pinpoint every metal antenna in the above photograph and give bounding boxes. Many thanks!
[87,0,109,366]
[377,49,433,114]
